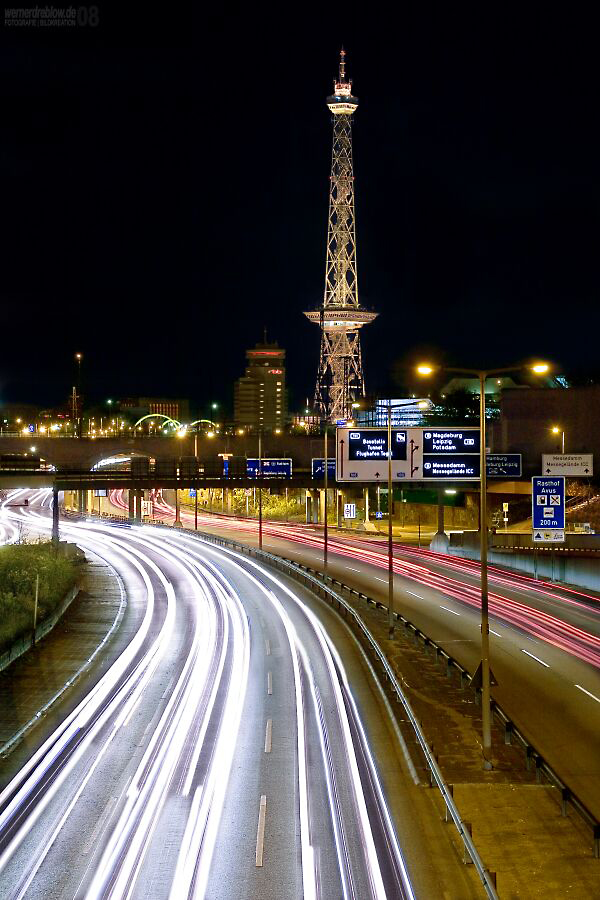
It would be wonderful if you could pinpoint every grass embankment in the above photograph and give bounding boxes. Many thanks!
[0,543,78,654]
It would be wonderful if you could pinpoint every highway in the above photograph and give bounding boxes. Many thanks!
[122,490,600,820]
[0,491,421,900]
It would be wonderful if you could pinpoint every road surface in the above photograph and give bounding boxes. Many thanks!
[0,491,421,899]
[128,492,600,819]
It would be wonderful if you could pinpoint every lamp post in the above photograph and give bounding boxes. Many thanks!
[75,353,83,438]
[418,360,549,769]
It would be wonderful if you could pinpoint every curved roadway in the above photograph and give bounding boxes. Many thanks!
[0,491,421,900]
[133,492,600,819]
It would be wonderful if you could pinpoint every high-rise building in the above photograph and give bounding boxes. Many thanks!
[118,397,190,422]
[305,49,377,422]
[234,341,286,431]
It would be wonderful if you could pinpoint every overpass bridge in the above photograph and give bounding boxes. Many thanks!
[0,434,320,471]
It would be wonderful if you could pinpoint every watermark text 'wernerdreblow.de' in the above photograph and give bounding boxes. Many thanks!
[4,6,99,27]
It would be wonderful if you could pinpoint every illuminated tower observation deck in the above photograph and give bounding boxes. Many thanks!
[305,49,377,422]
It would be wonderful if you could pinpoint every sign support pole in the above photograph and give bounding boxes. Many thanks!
[323,424,328,576]
[479,372,493,770]
[388,401,394,638]
[258,429,263,551]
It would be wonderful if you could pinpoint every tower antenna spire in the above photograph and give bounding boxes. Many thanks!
[304,52,377,422]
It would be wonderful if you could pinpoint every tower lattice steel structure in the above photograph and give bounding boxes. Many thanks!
[305,49,377,422]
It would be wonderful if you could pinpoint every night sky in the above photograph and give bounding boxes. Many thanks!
[1,7,598,414]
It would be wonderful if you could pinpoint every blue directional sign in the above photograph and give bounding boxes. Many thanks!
[422,455,480,479]
[486,454,522,477]
[247,458,292,478]
[422,430,479,454]
[347,429,407,461]
[311,458,336,478]
[375,510,383,519]
[532,476,565,530]
[189,488,196,497]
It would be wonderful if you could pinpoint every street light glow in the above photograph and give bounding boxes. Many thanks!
[417,364,434,375]
[532,363,549,374]
[552,425,560,434]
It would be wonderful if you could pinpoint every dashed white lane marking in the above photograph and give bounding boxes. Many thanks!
[521,649,550,668]
[345,566,361,572]
[264,719,272,753]
[255,795,267,867]
[440,606,460,616]
[265,638,271,656]
[406,590,423,599]
[489,629,501,637]
[267,671,273,695]
[374,577,388,583]
[575,684,600,704]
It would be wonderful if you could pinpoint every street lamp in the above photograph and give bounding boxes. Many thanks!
[75,353,83,438]
[417,360,550,769]
[551,425,565,454]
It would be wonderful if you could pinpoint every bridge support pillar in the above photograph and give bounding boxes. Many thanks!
[135,490,144,523]
[311,490,319,524]
[52,486,59,544]
[128,489,135,522]
[225,489,233,514]
[77,490,87,514]
[430,490,450,553]
[305,489,319,524]
[364,487,370,522]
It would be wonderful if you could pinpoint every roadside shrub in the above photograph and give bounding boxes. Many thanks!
[0,543,78,654]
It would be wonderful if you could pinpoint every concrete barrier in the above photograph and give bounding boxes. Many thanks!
[448,531,600,594]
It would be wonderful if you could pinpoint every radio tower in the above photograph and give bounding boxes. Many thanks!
[305,49,377,422]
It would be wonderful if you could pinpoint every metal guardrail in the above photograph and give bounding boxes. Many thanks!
[178,527,501,898]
